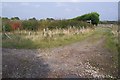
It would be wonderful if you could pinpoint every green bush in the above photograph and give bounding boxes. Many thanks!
[72,12,100,26]
[22,20,38,31]
[2,18,13,32]
[2,23,13,32]
[47,20,91,29]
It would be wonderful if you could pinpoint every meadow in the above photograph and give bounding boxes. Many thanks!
[2,26,94,49]
[2,24,119,78]
[2,24,118,53]
[1,13,119,78]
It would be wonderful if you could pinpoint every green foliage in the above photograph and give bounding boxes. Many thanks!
[104,28,118,53]
[29,17,36,20]
[2,23,13,32]
[11,17,20,20]
[41,20,91,29]
[1,13,94,31]
[72,12,100,25]
[22,19,38,31]
[38,20,50,30]
[2,34,36,49]
[90,12,99,25]
[0,17,2,32]
[2,19,13,32]
[46,18,54,21]
[2,17,9,20]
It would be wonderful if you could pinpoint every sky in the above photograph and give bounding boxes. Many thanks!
[1,2,119,21]
[1,0,119,2]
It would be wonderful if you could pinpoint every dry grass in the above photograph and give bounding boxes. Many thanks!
[2,28,94,49]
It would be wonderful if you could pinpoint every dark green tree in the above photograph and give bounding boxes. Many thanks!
[90,12,99,25]
[72,12,100,25]
[11,17,20,20]
[46,18,54,21]
[2,17,9,20]
[29,17,36,20]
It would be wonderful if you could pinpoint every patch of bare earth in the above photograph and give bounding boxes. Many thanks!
[2,36,118,78]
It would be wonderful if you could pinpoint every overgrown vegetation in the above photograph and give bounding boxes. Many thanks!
[2,26,118,50]
[1,12,99,32]
[102,25,118,53]
[1,12,100,49]
[1,12,118,51]
[2,28,94,49]
[83,26,118,77]
[2,18,92,32]
[72,12,100,26]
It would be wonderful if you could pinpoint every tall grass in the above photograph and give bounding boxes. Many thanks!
[103,26,118,53]
[102,26,118,71]
[2,28,94,49]
[2,26,118,51]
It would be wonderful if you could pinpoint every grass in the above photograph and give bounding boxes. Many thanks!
[2,29,95,49]
[103,27,118,53]
[2,26,118,51]
[89,26,118,53]
[97,27,118,66]
[2,35,35,49]
[86,27,118,77]
[103,26,118,75]
[2,25,119,77]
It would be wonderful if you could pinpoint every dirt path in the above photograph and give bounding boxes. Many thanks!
[2,35,118,78]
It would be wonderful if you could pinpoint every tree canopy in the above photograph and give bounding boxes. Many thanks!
[11,17,20,20]
[72,12,100,25]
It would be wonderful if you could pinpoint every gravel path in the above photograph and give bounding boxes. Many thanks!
[2,35,118,78]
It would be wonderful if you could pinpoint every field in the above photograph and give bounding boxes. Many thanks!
[2,24,119,78]
[2,27,94,49]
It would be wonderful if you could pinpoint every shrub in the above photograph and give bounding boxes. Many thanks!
[2,23,13,32]
[22,20,38,31]
[72,12,100,26]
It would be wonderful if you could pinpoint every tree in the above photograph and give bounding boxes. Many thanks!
[11,17,20,20]
[90,12,99,26]
[72,12,100,25]
[2,17,9,20]
[29,17,36,20]
[46,18,54,21]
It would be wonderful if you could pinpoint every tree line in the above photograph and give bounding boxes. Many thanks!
[1,12,100,32]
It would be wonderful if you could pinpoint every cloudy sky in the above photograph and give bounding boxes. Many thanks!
[1,2,118,21]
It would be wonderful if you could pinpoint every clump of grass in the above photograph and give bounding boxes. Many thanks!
[103,27,118,73]
[104,28,118,53]
[2,34,37,49]
[93,27,118,53]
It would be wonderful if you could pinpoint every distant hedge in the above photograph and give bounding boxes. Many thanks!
[1,13,95,32]
[41,20,92,29]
